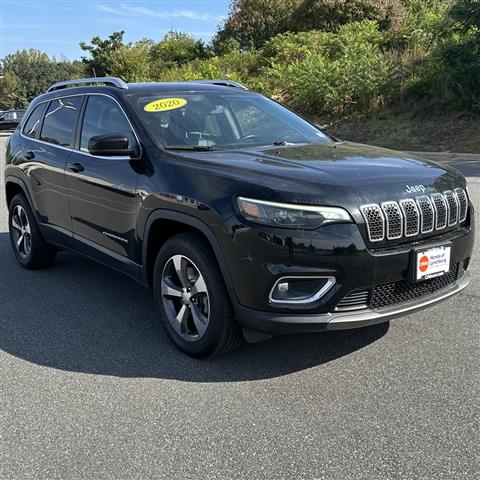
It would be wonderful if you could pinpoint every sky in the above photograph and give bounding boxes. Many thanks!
[0,0,230,61]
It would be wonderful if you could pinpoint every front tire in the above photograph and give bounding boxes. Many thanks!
[153,233,242,357]
[8,193,57,269]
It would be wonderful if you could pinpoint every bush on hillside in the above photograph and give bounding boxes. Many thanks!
[259,22,394,116]
[214,0,405,50]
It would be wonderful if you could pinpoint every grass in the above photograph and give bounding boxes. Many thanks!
[327,102,480,153]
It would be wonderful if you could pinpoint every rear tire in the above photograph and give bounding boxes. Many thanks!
[153,232,242,357]
[8,193,57,269]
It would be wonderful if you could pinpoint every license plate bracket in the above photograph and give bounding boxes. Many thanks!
[410,243,452,282]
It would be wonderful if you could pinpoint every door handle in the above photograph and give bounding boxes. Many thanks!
[67,162,85,173]
[24,150,35,160]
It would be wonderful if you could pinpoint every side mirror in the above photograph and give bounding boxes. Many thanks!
[88,133,137,157]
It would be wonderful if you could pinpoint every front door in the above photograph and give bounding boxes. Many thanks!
[66,94,141,262]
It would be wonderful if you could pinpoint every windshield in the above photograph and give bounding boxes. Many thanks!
[129,91,332,150]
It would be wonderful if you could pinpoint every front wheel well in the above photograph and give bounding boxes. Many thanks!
[145,219,215,288]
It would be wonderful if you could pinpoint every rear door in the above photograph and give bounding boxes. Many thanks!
[66,94,141,262]
[24,96,83,234]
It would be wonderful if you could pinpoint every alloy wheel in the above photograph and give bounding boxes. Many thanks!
[161,254,210,341]
[11,205,32,259]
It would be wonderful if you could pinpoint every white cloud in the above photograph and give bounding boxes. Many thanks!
[97,3,223,22]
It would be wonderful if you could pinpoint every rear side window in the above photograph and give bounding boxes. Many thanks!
[23,103,48,138]
[40,96,83,147]
[80,95,136,153]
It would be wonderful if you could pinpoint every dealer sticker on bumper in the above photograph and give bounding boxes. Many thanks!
[416,245,451,281]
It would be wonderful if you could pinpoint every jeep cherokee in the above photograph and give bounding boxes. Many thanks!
[4,77,474,357]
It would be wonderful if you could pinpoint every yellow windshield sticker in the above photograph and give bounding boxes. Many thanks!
[144,98,187,112]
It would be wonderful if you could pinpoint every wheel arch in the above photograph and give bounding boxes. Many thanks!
[5,176,37,213]
[142,210,236,298]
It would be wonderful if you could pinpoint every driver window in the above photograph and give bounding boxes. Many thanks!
[80,95,136,153]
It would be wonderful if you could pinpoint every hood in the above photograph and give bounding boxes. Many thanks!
[173,141,466,210]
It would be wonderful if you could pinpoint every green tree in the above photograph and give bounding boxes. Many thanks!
[214,0,297,50]
[0,71,21,109]
[214,0,405,50]
[80,31,125,76]
[0,49,85,108]
[109,39,153,82]
[151,31,209,67]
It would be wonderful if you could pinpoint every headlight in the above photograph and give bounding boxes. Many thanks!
[237,197,352,229]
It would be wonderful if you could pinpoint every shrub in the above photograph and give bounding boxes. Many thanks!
[214,0,405,50]
[260,22,394,116]
[409,0,480,111]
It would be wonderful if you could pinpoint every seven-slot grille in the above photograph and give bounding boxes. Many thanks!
[360,189,468,243]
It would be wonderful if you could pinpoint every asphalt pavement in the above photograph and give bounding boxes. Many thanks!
[1,135,479,479]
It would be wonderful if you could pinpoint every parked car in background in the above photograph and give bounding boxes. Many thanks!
[0,109,25,131]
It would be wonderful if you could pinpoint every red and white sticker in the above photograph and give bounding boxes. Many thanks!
[416,246,451,281]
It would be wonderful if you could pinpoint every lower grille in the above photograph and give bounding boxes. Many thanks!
[336,263,461,312]
[335,290,370,311]
[370,263,460,310]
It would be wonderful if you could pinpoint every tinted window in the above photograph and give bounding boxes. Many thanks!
[80,95,136,153]
[40,96,82,147]
[23,103,48,138]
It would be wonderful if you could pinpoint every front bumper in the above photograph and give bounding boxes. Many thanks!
[237,270,471,334]
[217,203,474,334]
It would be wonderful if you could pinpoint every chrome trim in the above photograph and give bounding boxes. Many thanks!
[269,275,336,305]
[431,193,447,230]
[360,204,385,242]
[20,92,142,160]
[326,271,470,329]
[454,188,468,222]
[444,190,459,227]
[47,77,128,92]
[381,201,403,240]
[102,231,129,244]
[416,195,435,234]
[399,198,420,237]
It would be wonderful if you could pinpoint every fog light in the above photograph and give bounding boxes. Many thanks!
[269,276,336,304]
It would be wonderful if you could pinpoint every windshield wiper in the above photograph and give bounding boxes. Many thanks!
[165,145,217,151]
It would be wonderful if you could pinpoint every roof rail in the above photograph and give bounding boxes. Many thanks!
[187,80,249,91]
[47,77,128,93]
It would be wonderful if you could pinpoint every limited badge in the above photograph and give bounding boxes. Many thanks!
[144,98,187,112]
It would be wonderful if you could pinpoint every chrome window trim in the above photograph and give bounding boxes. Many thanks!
[268,275,336,305]
[431,193,447,230]
[416,195,435,234]
[399,198,420,237]
[381,201,403,240]
[360,204,385,242]
[20,92,142,160]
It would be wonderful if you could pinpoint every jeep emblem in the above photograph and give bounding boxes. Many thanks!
[405,184,426,194]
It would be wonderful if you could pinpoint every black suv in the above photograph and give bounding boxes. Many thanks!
[4,77,474,357]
